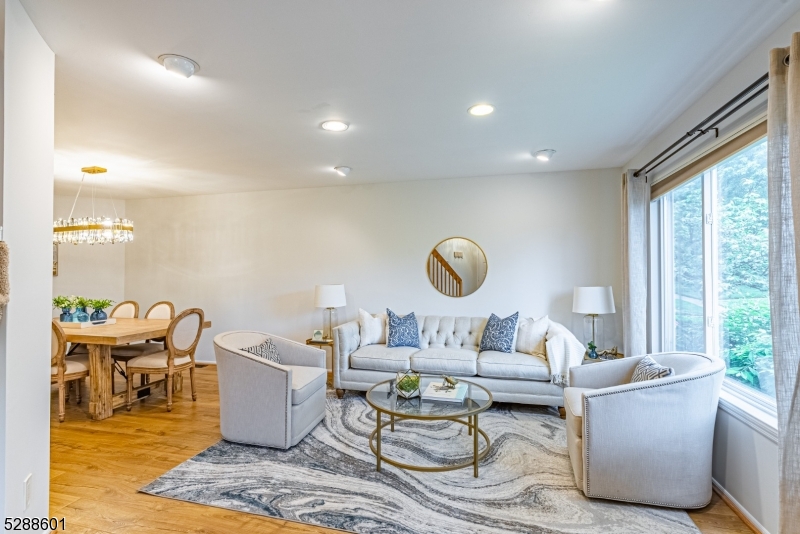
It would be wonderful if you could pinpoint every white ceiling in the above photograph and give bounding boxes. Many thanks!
[20,0,800,199]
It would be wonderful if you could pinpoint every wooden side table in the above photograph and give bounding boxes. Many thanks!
[306,338,334,387]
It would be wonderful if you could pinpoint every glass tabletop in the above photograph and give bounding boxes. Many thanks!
[365,375,492,419]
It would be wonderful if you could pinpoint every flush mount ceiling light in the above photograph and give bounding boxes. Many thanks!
[53,167,134,245]
[533,149,556,162]
[468,104,494,116]
[334,166,351,177]
[321,120,349,132]
[158,54,200,78]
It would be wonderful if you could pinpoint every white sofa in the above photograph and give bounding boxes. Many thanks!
[333,315,583,407]
[565,352,725,508]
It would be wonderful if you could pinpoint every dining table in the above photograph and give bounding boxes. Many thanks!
[62,317,212,420]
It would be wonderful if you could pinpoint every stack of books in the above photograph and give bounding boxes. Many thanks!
[421,381,468,404]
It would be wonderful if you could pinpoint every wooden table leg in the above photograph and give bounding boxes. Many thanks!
[88,344,114,420]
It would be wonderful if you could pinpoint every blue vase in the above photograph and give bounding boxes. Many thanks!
[90,309,108,323]
[59,308,73,322]
[588,347,598,359]
[74,307,90,323]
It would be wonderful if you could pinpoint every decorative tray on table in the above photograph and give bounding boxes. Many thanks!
[59,318,116,329]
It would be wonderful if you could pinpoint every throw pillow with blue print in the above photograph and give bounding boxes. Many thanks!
[630,355,674,383]
[386,309,420,348]
[479,312,519,353]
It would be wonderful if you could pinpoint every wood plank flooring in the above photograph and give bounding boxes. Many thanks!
[50,365,753,534]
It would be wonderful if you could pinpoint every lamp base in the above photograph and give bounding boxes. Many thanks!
[582,314,605,353]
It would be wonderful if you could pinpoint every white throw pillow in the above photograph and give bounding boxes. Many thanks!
[516,315,550,359]
[358,309,386,348]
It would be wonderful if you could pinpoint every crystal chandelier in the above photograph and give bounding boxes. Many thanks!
[53,166,134,245]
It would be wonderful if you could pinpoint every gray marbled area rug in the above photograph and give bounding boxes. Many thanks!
[141,391,699,534]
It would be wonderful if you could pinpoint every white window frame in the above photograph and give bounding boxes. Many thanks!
[650,138,777,426]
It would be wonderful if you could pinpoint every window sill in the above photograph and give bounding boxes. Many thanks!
[717,384,778,444]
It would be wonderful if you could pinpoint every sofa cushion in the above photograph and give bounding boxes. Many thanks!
[476,351,550,381]
[410,348,478,376]
[564,387,593,438]
[417,316,485,351]
[350,345,416,372]
[479,312,519,353]
[284,365,327,405]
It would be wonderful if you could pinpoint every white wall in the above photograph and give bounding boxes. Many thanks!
[0,0,54,518]
[125,169,622,365]
[52,195,126,308]
[625,12,800,534]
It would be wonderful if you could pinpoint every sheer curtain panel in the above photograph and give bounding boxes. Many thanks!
[622,170,649,357]
[767,33,800,534]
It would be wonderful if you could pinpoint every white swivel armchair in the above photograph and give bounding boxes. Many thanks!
[213,331,327,449]
[564,352,725,509]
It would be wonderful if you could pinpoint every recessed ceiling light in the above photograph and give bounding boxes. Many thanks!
[334,166,351,177]
[533,149,556,162]
[468,104,494,116]
[158,54,200,78]
[321,121,349,132]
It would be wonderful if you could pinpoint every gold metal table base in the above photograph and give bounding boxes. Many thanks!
[369,412,490,477]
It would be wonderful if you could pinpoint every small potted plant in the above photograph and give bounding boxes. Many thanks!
[587,341,598,359]
[89,299,114,323]
[52,295,74,322]
[73,296,91,323]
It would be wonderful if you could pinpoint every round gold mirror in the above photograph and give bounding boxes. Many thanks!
[427,237,487,297]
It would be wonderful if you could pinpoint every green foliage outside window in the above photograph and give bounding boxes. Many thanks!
[670,138,774,397]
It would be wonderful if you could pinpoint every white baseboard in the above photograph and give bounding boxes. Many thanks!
[712,478,769,534]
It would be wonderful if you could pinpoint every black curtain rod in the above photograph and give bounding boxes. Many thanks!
[634,72,769,178]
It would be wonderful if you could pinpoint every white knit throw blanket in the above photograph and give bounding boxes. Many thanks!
[545,322,586,387]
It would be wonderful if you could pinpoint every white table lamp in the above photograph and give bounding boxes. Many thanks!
[315,284,346,340]
[573,286,615,352]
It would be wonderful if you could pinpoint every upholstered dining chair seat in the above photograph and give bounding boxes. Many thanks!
[111,342,165,359]
[52,355,89,375]
[127,351,191,369]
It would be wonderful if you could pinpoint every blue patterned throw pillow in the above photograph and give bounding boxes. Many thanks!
[630,355,674,383]
[479,312,519,353]
[242,338,281,364]
[386,309,420,348]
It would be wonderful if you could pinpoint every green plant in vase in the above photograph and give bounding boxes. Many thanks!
[89,299,114,323]
[587,341,598,359]
[73,296,91,322]
[395,370,421,398]
[53,295,75,322]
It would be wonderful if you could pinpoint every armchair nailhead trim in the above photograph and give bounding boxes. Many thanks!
[582,367,724,507]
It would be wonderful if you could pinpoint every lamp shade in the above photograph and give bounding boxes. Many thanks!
[572,286,616,314]
[315,284,346,308]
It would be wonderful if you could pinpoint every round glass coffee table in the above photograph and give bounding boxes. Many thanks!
[365,375,493,477]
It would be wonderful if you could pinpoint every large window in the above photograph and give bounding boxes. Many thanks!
[657,136,774,398]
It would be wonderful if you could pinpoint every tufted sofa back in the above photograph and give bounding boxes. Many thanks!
[414,316,488,351]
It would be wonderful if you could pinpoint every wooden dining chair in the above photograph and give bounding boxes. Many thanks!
[111,301,175,361]
[110,300,139,319]
[111,301,176,391]
[126,308,204,412]
[51,320,90,422]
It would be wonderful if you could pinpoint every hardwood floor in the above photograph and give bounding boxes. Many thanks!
[50,365,753,534]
